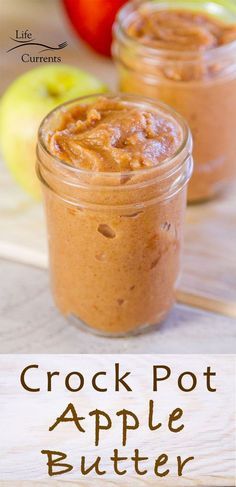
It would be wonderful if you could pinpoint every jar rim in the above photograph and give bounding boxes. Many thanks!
[114,0,236,63]
[38,92,192,181]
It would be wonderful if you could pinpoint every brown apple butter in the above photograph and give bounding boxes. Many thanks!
[37,94,192,335]
[126,9,236,51]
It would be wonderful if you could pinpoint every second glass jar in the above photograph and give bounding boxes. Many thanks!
[113,0,236,202]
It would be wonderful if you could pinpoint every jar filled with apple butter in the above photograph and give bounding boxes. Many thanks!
[113,0,236,202]
[37,94,192,336]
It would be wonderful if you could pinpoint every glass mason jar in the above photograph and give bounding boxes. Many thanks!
[113,0,236,202]
[36,94,193,337]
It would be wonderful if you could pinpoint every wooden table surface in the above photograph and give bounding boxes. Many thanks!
[0,0,236,355]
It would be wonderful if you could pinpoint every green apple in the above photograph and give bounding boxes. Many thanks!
[0,64,107,199]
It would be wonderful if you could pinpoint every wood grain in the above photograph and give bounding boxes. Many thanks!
[0,355,235,485]
[178,186,236,317]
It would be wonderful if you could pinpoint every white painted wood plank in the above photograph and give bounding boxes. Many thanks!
[0,355,235,485]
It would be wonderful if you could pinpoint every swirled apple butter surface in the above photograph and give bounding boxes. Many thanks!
[114,1,236,201]
[126,9,236,52]
[37,95,192,335]
[46,97,182,170]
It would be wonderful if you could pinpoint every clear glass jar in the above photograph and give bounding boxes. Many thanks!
[113,0,236,202]
[36,94,193,336]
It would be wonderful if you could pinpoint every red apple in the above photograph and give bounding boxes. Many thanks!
[62,0,127,57]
